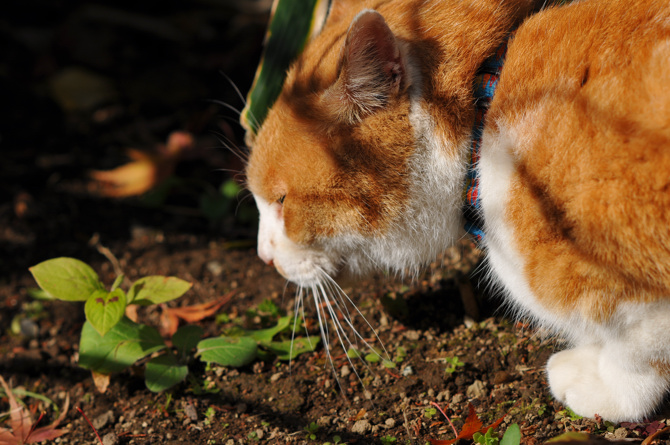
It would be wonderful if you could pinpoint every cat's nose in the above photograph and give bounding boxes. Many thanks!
[258,249,274,267]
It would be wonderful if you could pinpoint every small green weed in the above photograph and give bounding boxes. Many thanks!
[380,436,397,444]
[304,421,319,440]
[424,407,438,419]
[29,257,320,393]
[473,424,521,445]
[444,356,465,374]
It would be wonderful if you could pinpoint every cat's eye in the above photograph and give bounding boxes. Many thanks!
[277,195,286,204]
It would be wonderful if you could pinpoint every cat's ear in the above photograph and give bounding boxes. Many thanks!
[321,9,406,123]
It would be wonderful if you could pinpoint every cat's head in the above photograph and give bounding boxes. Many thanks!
[246,7,466,287]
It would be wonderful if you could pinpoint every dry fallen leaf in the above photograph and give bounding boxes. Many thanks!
[429,403,508,445]
[90,131,194,198]
[0,375,69,445]
[91,371,111,394]
[159,291,235,337]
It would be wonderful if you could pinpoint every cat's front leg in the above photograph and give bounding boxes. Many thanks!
[547,345,669,422]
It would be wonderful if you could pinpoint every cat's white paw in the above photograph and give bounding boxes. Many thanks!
[547,346,668,422]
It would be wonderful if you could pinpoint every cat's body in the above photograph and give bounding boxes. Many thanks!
[245,0,670,422]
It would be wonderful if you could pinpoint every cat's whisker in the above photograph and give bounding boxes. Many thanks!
[208,99,244,117]
[319,269,391,360]
[218,72,262,131]
[219,72,249,108]
[213,132,249,164]
[309,283,354,395]
[314,278,374,393]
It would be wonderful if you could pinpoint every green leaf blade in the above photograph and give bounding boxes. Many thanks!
[196,336,257,367]
[85,289,127,337]
[172,325,204,359]
[145,353,188,393]
[79,317,166,374]
[29,257,103,301]
[127,276,192,305]
[501,424,521,445]
[265,336,320,361]
[241,0,330,135]
[246,316,291,343]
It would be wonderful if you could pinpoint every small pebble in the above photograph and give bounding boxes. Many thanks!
[102,432,119,445]
[351,419,371,434]
[466,380,487,399]
[184,404,198,421]
[93,410,115,430]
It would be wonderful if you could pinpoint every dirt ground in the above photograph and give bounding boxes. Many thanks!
[2,1,669,444]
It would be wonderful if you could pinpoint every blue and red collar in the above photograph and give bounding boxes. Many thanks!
[463,34,514,243]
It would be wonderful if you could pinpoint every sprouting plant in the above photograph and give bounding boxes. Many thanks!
[30,257,194,392]
[28,257,321,393]
[473,424,522,445]
[323,436,346,445]
[424,407,438,419]
[428,403,521,445]
[304,421,319,440]
[380,436,398,444]
[203,406,217,425]
[443,356,465,374]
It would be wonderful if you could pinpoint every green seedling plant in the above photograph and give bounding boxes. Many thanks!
[196,299,321,367]
[380,436,397,444]
[304,422,319,440]
[29,258,321,393]
[473,424,522,445]
[30,257,196,392]
[346,347,396,369]
[444,356,465,374]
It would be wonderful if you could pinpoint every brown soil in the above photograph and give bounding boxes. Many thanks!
[2,1,669,444]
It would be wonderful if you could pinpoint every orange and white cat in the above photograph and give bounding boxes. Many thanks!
[244,0,670,422]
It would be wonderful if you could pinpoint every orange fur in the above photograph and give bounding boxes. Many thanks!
[248,0,535,244]
[489,0,670,319]
[246,0,670,421]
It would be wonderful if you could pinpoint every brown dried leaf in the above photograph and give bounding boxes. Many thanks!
[89,131,193,198]
[159,291,234,337]
[0,375,69,444]
[428,403,509,445]
[91,371,110,394]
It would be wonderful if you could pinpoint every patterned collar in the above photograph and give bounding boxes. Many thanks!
[463,34,514,243]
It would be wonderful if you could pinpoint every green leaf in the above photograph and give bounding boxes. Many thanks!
[196,336,258,367]
[85,288,127,337]
[382,359,397,369]
[79,317,166,374]
[347,347,361,359]
[145,353,189,392]
[246,316,291,342]
[241,0,331,135]
[501,424,521,445]
[264,336,320,361]
[172,325,204,359]
[127,276,192,305]
[29,257,103,301]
